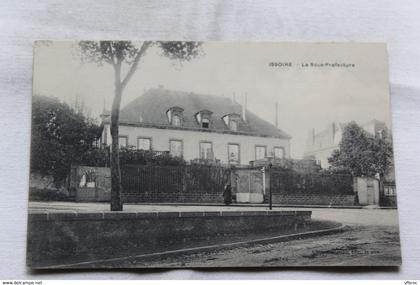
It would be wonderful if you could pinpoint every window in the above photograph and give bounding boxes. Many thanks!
[118,136,128,148]
[228,144,240,164]
[202,118,209,128]
[274,147,285,159]
[229,120,238,131]
[255,145,267,160]
[169,140,183,157]
[102,125,109,145]
[172,115,181,127]
[384,185,396,196]
[137,137,151,150]
[199,142,213,159]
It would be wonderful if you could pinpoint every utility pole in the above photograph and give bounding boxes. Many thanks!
[268,162,273,210]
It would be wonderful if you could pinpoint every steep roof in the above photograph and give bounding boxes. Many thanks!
[106,88,290,139]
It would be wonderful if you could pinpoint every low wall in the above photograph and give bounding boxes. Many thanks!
[27,210,311,268]
[272,193,355,206]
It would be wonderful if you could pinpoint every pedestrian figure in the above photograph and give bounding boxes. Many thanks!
[223,183,232,205]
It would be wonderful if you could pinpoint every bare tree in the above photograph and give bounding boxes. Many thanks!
[79,41,202,211]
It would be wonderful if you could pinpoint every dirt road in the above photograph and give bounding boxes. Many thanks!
[97,225,401,267]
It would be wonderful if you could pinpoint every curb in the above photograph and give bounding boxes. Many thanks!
[29,201,397,211]
[126,202,397,210]
[44,223,346,269]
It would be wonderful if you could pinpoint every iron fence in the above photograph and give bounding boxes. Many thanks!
[271,169,354,195]
[121,164,230,195]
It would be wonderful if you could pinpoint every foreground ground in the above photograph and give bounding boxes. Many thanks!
[28,202,401,267]
[93,225,400,267]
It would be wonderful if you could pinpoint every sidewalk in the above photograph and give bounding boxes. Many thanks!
[28,201,397,214]
[27,201,400,226]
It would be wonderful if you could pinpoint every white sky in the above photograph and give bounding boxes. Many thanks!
[33,41,391,158]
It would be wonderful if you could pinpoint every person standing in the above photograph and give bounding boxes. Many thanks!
[223,183,232,205]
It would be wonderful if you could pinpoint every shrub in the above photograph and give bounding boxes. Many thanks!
[29,188,74,202]
[119,146,186,166]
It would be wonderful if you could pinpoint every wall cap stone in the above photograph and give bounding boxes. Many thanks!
[28,210,311,221]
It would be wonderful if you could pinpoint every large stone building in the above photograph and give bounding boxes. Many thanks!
[304,120,389,168]
[100,87,291,165]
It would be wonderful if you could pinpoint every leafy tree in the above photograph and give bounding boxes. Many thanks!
[31,95,103,186]
[328,121,393,181]
[79,41,203,211]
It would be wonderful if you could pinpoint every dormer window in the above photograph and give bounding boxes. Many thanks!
[166,106,184,127]
[222,113,241,131]
[195,109,213,129]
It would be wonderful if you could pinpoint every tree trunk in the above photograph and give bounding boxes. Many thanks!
[378,172,385,206]
[110,63,124,211]
[107,44,150,211]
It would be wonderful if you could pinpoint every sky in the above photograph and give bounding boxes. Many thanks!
[33,41,392,158]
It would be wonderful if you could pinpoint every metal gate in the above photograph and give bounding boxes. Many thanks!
[232,168,265,203]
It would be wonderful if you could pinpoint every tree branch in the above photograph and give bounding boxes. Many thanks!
[121,41,152,89]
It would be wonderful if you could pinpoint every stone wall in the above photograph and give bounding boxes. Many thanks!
[27,210,311,268]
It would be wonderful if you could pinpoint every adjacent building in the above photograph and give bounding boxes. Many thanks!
[100,87,291,165]
[303,120,389,169]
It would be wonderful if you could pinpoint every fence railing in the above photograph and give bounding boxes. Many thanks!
[271,169,354,195]
[121,164,230,195]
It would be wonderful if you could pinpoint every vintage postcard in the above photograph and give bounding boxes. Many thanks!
[27,41,401,268]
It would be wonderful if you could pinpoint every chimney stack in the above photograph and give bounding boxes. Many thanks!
[275,101,278,128]
[242,93,247,122]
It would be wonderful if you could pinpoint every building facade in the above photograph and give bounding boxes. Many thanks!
[101,88,291,165]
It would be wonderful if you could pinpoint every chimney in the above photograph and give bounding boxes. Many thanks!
[307,128,316,145]
[242,93,247,122]
[275,101,278,128]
